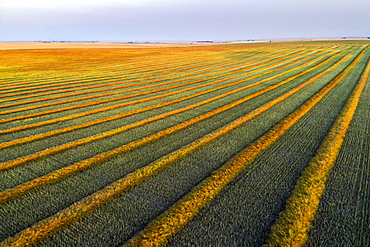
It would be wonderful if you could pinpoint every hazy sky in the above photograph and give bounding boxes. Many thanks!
[1,0,369,41]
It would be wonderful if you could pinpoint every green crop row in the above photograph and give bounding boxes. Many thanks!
[0,42,368,247]
[0,48,301,121]
[305,58,370,247]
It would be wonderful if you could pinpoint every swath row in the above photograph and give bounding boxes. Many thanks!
[0,46,350,170]
[123,46,368,246]
[0,45,364,247]
[0,46,296,87]
[264,51,370,247]
[0,46,354,203]
[0,47,315,113]
[0,49,277,96]
[0,48,306,104]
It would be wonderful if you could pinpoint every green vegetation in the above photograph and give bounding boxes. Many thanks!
[0,42,369,246]
[306,60,370,247]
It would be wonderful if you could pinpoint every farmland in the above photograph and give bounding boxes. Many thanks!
[0,41,369,246]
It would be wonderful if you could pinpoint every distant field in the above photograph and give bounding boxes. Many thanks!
[0,42,197,50]
[0,41,369,246]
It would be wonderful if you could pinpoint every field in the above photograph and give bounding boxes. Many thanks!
[0,41,369,246]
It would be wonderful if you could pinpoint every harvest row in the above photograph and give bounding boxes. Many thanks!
[0,42,368,246]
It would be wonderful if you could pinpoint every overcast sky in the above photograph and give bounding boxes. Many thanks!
[0,0,369,42]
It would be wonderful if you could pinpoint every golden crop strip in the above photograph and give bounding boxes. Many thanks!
[0,57,214,91]
[0,47,342,151]
[0,47,330,91]
[0,47,273,89]
[0,49,297,102]
[0,48,329,89]
[0,49,269,97]
[0,46,276,84]
[0,49,342,197]
[0,47,343,173]
[0,48,327,123]
[0,59,223,97]
[0,48,350,203]
[122,47,368,247]
[0,63,258,109]
[1,46,330,88]
[0,55,210,90]
[0,48,310,84]
[0,48,274,85]
[263,54,370,247]
[0,48,304,106]
[0,60,247,102]
[0,49,303,113]
[0,77,233,135]
[0,48,360,247]
[0,49,221,87]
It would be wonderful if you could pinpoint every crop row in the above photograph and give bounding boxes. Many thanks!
[0,44,364,247]
[0,46,351,202]
[0,48,307,117]
[0,47,336,128]
[264,49,369,246]
[123,46,368,247]
[0,43,367,247]
[0,48,279,97]
[0,46,329,87]
[0,46,351,173]
[0,47,336,133]
[164,46,369,247]
[0,48,305,105]
[306,57,370,246]
[0,45,301,86]
[0,55,213,91]
[0,44,338,96]
[0,47,225,84]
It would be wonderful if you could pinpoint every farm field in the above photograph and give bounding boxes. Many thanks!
[0,41,369,246]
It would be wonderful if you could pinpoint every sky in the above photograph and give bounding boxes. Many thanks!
[0,0,369,42]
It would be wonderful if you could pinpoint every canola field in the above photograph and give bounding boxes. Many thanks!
[0,41,369,246]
